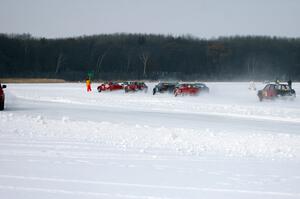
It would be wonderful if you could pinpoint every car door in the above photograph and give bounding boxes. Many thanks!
[262,85,270,97]
[267,85,276,97]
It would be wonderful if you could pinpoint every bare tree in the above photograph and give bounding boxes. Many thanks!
[125,54,131,72]
[23,41,29,68]
[95,52,106,73]
[55,52,65,74]
[96,48,111,74]
[139,52,150,77]
[246,54,257,77]
[125,49,134,72]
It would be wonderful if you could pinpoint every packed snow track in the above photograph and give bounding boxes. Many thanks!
[1,82,300,199]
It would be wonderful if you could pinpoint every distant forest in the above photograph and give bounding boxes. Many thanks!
[0,33,300,81]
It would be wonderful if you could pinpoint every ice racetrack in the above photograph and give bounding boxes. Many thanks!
[1,82,300,199]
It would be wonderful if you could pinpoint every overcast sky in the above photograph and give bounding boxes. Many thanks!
[0,0,299,39]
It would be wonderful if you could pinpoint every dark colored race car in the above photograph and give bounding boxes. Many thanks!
[124,82,148,93]
[257,83,296,101]
[0,83,7,111]
[194,83,210,93]
[174,83,209,97]
[97,82,124,92]
[153,82,177,95]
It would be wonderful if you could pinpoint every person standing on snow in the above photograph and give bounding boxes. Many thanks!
[288,79,292,89]
[86,78,92,92]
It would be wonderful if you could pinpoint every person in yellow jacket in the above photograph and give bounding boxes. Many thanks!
[86,78,92,92]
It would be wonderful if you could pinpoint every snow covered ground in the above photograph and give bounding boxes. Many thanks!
[1,82,300,199]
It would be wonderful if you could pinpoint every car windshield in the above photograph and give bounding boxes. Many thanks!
[281,85,289,90]
[194,83,206,88]
[275,84,289,90]
[177,84,186,88]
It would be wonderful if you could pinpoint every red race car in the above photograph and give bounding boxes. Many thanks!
[97,82,124,92]
[0,83,7,110]
[124,82,148,93]
[174,83,209,97]
[257,83,296,101]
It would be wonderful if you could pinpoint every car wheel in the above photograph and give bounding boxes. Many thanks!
[257,92,263,102]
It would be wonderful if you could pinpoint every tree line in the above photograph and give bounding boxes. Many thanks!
[0,33,300,81]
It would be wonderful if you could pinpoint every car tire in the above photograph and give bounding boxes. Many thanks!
[257,91,263,102]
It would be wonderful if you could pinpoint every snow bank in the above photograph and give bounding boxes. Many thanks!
[1,112,299,159]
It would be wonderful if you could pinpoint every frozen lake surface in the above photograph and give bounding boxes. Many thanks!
[1,82,300,199]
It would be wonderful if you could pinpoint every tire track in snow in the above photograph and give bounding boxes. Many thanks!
[0,185,167,199]
[0,175,299,198]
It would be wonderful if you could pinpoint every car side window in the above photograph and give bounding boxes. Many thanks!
[282,85,288,90]
[270,85,276,90]
[264,85,270,90]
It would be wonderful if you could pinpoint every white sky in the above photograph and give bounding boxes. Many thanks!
[0,0,299,39]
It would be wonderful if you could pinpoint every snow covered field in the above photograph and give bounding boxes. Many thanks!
[1,82,300,199]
